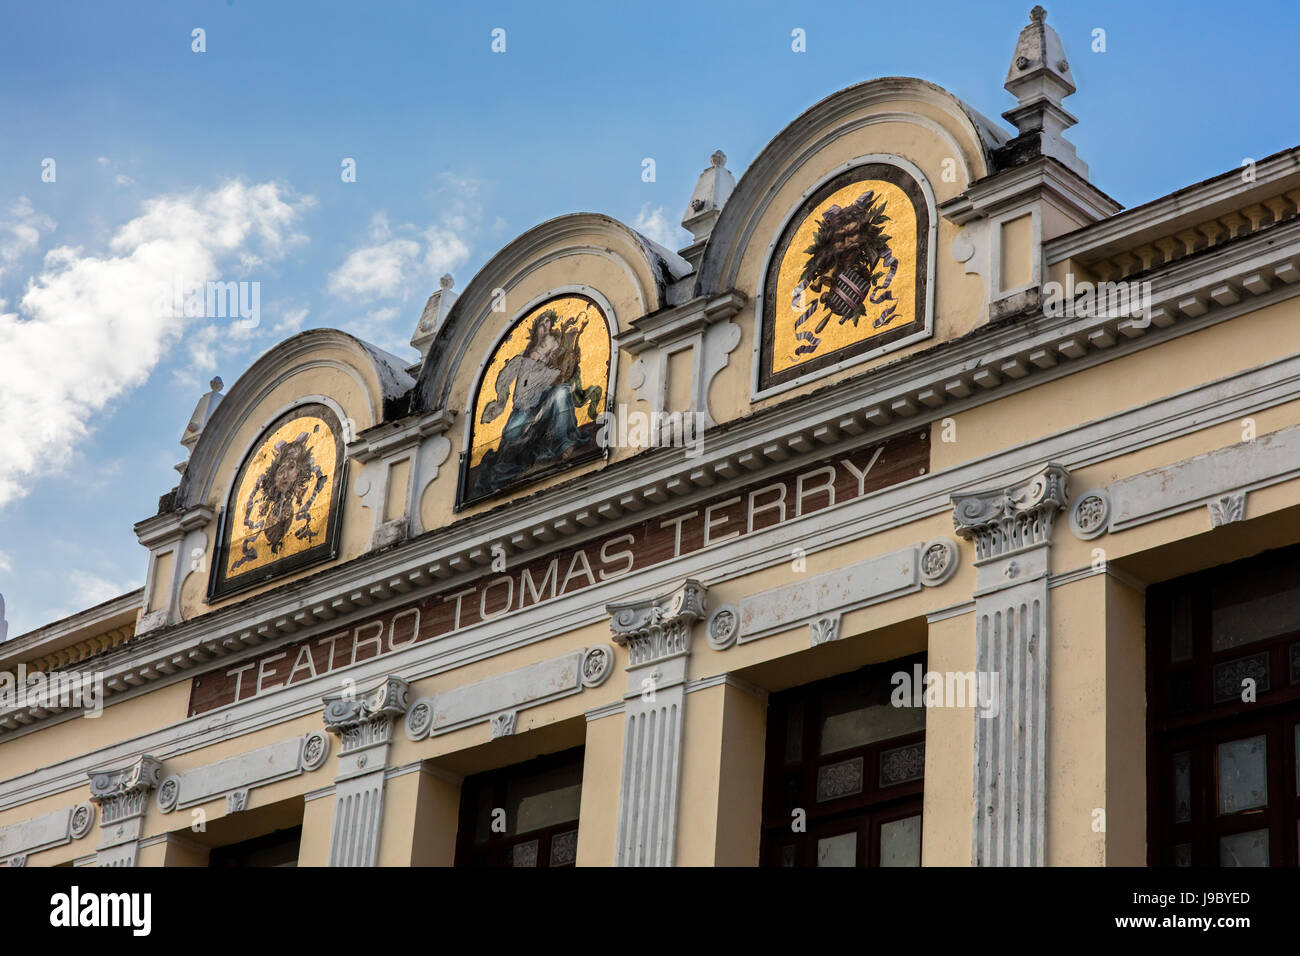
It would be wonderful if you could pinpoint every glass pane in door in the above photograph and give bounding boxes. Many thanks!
[1219,829,1269,866]
[816,832,857,867]
[1217,735,1268,814]
[880,815,922,867]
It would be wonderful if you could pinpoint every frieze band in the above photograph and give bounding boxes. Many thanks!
[188,430,928,715]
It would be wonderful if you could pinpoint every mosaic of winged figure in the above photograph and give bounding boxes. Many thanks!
[474,308,602,497]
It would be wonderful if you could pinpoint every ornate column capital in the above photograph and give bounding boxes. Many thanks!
[322,675,410,754]
[87,755,163,823]
[951,463,1068,561]
[607,579,707,669]
[87,755,162,866]
[321,675,409,867]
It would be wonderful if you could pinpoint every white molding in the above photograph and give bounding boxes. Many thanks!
[1045,148,1300,266]
[925,600,975,624]
[584,700,624,722]
[156,734,311,813]
[0,589,142,671]
[9,232,1293,739]
[0,802,93,862]
[403,648,606,740]
[734,545,920,644]
[1108,423,1300,531]
[8,343,1300,807]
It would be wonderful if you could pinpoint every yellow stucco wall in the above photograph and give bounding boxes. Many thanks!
[6,78,1299,870]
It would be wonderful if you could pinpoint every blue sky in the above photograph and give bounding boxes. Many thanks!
[0,0,1297,638]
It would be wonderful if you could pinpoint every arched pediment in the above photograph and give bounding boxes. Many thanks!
[177,329,415,513]
[696,76,1005,299]
[414,213,689,415]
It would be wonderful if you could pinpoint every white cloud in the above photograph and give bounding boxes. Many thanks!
[0,180,315,507]
[633,203,688,251]
[173,323,223,388]
[0,550,11,573]
[273,306,309,335]
[96,156,110,167]
[349,305,414,358]
[45,570,135,623]
[72,571,128,606]
[114,174,134,187]
[327,179,478,306]
[327,236,422,299]
[424,217,470,277]
[0,197,57,282]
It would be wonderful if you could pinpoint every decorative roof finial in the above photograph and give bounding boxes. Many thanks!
[411,274,459,361]
[176,375,225,472]
[681,149,736,253]
[1003,6,1088,178]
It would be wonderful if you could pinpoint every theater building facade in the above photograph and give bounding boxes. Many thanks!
[5,9,1300,868]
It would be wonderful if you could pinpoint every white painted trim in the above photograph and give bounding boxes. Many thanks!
[1107,423,1300,531]
[990,206,1042,300]
[584,701,624,722]
[9,340,1300,806]
[925,600,975,624]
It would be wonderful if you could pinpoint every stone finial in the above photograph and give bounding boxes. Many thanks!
[179,375,224,463]
[1003,7,1087,178]
[681,150,736,245]
[411,274,459,361]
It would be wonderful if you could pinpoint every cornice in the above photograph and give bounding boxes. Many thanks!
[133,504,214,548]
[1,218,1297,735]
[0,589,143,673]
[348,408,454,463]
[1046,146,1300,266]
[616,290,747,355]
[7,341,1300,805]
[941,155,1122,225]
